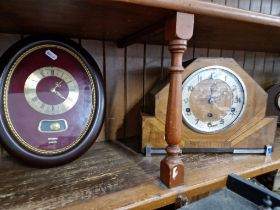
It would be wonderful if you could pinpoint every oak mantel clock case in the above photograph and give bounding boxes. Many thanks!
[0,36,105,166]
[142,58,277,154]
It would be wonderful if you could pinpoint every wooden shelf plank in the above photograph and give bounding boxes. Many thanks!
[1,130,280,209]
[120,0,280,27]
[0,0,171,42]
[0,1,280,52]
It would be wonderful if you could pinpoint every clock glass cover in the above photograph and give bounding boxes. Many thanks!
[182,66,247,133]
[0,36,105,166]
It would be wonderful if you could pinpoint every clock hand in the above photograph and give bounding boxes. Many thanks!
[55,80,63,87]
[50,80,66,100]
[209,82,224,104]
[208,96,214,104]
[53,90,66,100]
[50,80,64,94]
[208,85,214,104]
[50,80,63,92]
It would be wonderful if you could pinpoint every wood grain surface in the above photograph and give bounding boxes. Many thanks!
[1,130,280,209]
[0,1,280,52]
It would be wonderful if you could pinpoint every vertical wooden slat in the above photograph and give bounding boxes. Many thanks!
[221,50,234,58]
[208,49,221,57]
[226,0,238,7]
[273,55,280,75]
[125,44,144,138]
[229,0,248,71]
[271,0,280,16]
[243,52,255,76]
[183,47,194,61]
[162,46,171,79]
[219,0,235,59]
[194,48,208,58]
[142,43,147,109]
[265,53,278,87]
[124,47,128,137]
[262,0,276,86]
[264,53,275,74]
[239,0,254,77]
[213,0,226,5]
[233,50,245,67]
[239,0,251,9]
[104,42,125,140]
[250,0,262,12]
[159,44,165,80]
[252,52,265,83]
[82,39,106,142]
[82,40,103,72]
[261,0,272,14]
[253,52,265,73]
[144,44,162,109]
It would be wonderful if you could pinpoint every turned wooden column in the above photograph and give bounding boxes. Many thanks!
[160,12,194,188]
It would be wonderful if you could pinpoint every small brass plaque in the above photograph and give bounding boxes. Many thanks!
[38,119,68,133]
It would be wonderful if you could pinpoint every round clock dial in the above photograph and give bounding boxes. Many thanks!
[0,36,105,166]
[24,67,79,115]
[182,66,247,133]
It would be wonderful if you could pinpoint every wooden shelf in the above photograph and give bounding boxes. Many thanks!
[1,0,280,52]
[1,130,280,209]
[0,1,171,43]
[0,1,280,209]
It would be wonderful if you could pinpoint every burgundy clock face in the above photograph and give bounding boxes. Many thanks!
[3,45,95,155]
[0,37,105,166]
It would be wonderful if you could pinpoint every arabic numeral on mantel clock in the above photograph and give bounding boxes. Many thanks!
[182,66,247,133]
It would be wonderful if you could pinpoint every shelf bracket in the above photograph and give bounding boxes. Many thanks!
[160,12,194,188]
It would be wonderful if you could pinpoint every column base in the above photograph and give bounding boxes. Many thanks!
[160,156,184,188]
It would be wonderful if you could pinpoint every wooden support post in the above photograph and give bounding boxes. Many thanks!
[160,12,194,188]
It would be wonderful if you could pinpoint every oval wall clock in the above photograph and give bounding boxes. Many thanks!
[0,36,105,166]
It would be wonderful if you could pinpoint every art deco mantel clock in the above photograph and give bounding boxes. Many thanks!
[0,36,105,166]
[142,58,277,155]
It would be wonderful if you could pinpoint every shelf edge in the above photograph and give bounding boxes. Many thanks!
[117,0,280,28]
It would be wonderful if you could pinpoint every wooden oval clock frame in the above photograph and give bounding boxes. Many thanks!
[0,36,105,166]
[142,58,277,153]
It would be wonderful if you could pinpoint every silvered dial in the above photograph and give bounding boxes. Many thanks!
[182,65,246,133]
[24,67,79,115]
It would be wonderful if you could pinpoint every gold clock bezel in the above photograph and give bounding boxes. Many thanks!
[24,67,80,115]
